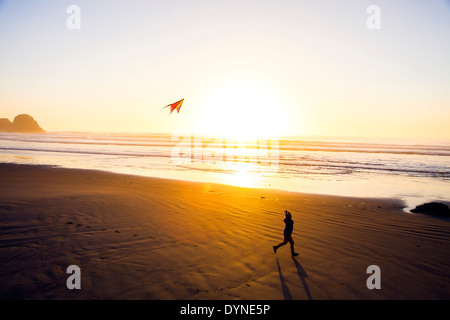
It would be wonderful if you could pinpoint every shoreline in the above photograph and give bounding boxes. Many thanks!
[3,161,445,212]
[1,131,449,210]
[1,163,449,299]
[3,162,410,204]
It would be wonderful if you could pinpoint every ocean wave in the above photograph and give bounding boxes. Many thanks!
[1,133,450,156]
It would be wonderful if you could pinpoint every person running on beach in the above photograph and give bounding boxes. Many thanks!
[273,210,299,257]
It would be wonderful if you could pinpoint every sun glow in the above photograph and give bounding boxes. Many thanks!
[194,79,287,140]
[221,162,263,189]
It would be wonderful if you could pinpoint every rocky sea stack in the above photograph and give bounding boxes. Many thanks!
[0,114,46,133]
[0,118,12,131]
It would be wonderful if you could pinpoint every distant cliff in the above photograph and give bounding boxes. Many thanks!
[0,118,12,132]
[0,114,46,133]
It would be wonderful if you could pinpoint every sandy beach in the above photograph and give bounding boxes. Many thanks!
[0,163,449,300]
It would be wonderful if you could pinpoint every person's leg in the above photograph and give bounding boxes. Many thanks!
[277,234,290,247]
[276,238,288,248]
[273,235,288,253]
[287,235,295,253]
[287,235,299,256]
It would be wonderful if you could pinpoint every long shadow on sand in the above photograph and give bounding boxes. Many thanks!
[276,258,293,300]
[292,257,312,300]
[276,257,312,300]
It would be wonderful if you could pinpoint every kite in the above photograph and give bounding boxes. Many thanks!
[163,98,184,115]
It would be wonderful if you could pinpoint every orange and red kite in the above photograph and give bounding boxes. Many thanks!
[163,99,184,115]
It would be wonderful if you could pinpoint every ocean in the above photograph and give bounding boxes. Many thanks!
[1,132,449,209]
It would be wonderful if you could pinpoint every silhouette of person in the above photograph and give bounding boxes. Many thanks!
[273,210,299,257]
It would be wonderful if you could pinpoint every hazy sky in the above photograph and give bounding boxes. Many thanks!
[1,0,449,139]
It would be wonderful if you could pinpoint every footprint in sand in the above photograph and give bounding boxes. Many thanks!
[174,281,186,287]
